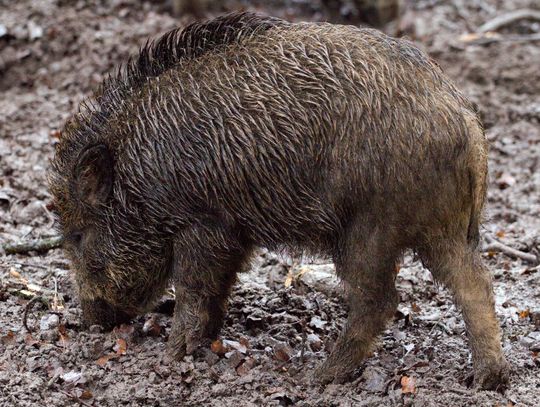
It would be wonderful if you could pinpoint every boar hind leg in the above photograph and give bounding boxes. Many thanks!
[316,225,400,384]
[168,231,251,360]
[425,241,509,390]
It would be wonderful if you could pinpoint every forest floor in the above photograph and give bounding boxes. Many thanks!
[1,0,539,406]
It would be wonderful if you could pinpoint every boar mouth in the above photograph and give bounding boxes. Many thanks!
[80,297,135,330]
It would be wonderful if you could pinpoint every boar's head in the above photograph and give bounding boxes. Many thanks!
[49,136,172,330]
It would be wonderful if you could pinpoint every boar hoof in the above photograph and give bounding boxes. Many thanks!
[167,328,205,362]
[474,361,510,391]
[312,362,353,385]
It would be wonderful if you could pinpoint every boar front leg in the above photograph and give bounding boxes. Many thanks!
[167,226,251,360]
[316,223,400,383]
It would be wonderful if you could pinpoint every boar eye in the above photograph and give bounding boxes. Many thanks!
[67,232,83,248]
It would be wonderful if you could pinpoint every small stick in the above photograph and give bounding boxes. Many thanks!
[10,262,49,270]
[478,8,540,33]
[483,235,538,264]
[448,387,472,396]
[300,319,307,364]
[466,33,540,45]
[3,236,63,255]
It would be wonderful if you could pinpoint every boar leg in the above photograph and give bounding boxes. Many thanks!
[168,233,251,360]
[426,242,509,390]
[316,226,400,383]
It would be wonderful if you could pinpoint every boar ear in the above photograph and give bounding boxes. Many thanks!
[74,144,114,206]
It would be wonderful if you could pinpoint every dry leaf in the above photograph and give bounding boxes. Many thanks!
[9,268,21,279]
[284,266,310,287]
[519,309,530,319]
[236,357,256,376]
[96,354,116,367]
[142,316,161,337]
[1,331,15,345]
[80,390,93,400]
[401,375,416,394]
[223,339,247,354]
[57,324,69,346]
[26,283,43,292]
[274,343,292,362]
[284,272,293,288]
[24,333,40,347]
[211,339,228,356]
[114,338,127,355]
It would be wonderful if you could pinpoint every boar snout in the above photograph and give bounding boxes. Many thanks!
[80,298,134,330]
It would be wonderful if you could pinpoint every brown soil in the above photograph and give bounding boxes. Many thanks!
[1,0,539,406]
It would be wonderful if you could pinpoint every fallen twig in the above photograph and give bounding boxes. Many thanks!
[2,236,63,255]
[478,8,540,33]
[448,387,472,396]
[300,319,307,364]
[483,235,538,264]
[428,306,453,338]
[463,32,540,45]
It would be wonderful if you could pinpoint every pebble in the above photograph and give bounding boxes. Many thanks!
[307,333,322,351]
[39,314,56,331]
[521,331,540,351]
[27,21,43,40]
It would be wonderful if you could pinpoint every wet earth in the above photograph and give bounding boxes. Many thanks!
[1,0,539,405]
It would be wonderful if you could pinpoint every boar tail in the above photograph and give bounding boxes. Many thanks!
[465,113,488,250]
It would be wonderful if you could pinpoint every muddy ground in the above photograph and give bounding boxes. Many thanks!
[1,0,539,406]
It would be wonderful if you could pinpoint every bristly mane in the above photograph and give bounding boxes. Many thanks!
[67,12,286,144]
[101,12,285,104]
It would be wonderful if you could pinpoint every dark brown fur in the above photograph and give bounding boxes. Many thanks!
[49,12,508,389]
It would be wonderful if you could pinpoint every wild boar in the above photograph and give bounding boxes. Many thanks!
[49,12,508,389]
